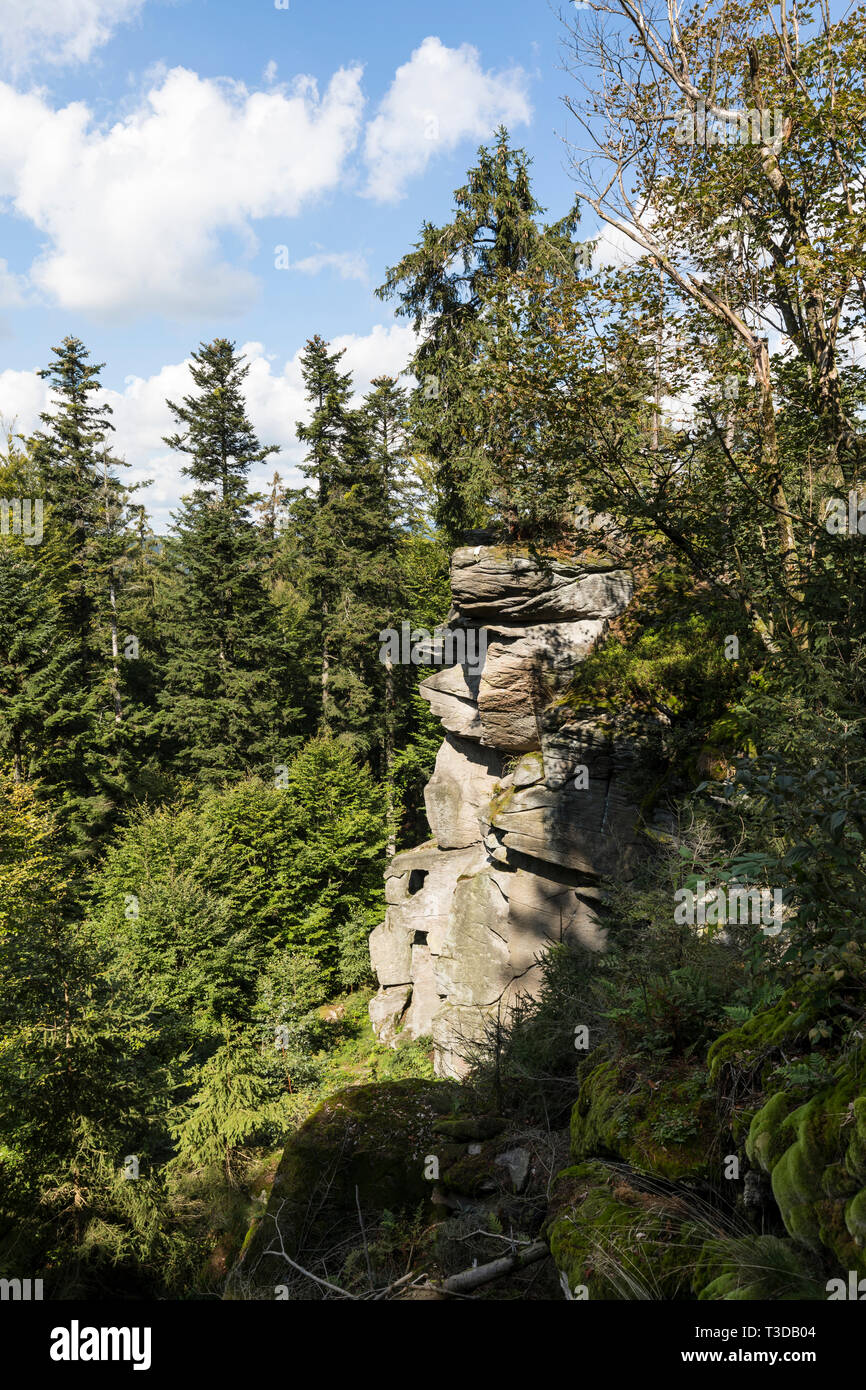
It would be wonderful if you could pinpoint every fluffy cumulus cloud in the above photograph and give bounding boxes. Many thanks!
[0,65,366,318]
[0,324,418,530]
[363,36,531,201]
[287,249,369,282]
[0,0,145,72]
[0,38,533,317]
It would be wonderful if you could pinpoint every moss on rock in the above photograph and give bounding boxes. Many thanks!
[744,1046,866,1275]
[231,1079,464,1294]
[432,1115,506,1142]
[570,1057,717,1181]
[707,984,834,1086]
[693,1234,828,1301]
[547,1160,702,1299]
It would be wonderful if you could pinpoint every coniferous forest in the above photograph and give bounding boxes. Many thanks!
[2,0,866,1350]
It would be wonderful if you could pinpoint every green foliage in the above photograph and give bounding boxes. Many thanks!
[378,127,579,537]
[157,338,292,784]
[169,1023,276,1185]
[464,943,599,1124]
[566,567,750,738]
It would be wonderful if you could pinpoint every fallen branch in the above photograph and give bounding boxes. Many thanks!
[434,1239,550,1295]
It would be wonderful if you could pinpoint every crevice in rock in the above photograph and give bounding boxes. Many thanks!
[407,868,428,895]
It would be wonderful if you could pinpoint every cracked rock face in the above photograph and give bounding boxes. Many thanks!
[368,545,640,1078]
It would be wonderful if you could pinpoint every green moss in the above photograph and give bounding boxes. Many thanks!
[744,1046,866,1275]
[745,1090,797,1173]
[845,1187,866,1243]
[694,1235,827,1301]
[440,1151,498,1196]
[547,1160,702,1299]
[707,986,826,1085]
[234,1078,463,1291]
[432,1115,506,1142]
[486,783,516,820]
[570,1058,717,1181]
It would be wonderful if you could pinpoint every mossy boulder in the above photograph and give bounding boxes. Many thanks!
[229,1079,464,1295]
[439,1149,501,1197]
[746,1090,798,1173]
[432,1115,506,1142]
[546,1160,702,1299]
[745,1047,866,1275]
[570,1057,717,1180]
[693,1234,828,1301]
[707,983,839,1087]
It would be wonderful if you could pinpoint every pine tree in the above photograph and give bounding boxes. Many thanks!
[291,337,390,751]
[169,1022,273,1185]
[26,338,137,856]
[377,128,579,537]
[117,502,169,795]
[362,375,420,851]
[0,432,56,784]
[158,339,292,784]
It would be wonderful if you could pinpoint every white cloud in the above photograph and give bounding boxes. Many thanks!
[0,64,366,318]
[289,250,369,282]
[0,366,51,439]
[0,0,145,72]
[584,221,648,272]
[0,40,532,316]
[0,257,29,307]
[364,36,531,202]
[0,324,418,529]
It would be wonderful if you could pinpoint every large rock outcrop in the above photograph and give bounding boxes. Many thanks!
[369,545,644,1078]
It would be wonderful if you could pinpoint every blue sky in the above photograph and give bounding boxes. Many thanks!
[0,0,589,528]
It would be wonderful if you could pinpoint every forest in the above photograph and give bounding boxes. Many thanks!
[2,0,866,1309]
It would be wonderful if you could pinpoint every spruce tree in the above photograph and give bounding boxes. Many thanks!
[291,337,389,751]
[27,338,136,856]
[158,339,291,784]
[0,433,55,784]
[377,128,579,537]
[169,1022,274,1185]
[362,375,420,851]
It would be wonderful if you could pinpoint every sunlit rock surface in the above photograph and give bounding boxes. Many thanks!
[369,544,642,1078]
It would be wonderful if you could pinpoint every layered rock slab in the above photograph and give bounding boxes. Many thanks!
[368,545,639,1078]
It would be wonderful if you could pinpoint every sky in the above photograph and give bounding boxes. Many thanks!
[0,0,593,530]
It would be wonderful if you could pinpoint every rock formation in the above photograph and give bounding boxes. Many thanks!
[369,543,647,1078]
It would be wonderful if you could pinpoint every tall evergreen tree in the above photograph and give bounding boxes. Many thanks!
[158,339,292,784]
[168,1022,274,1186]
[377,128,579,537]
[362,375,420,851]
[291,337,390,751]
[26,338,136,856]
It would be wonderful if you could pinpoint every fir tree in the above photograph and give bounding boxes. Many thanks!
[27,338,136,856]
[169,1022,274,1185]
[362,375,420,850]
[377,128,579,537]
[292,337,390,751]
[158,339,292,784]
